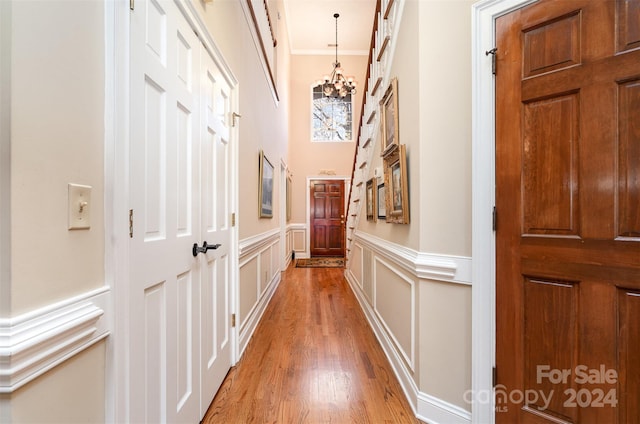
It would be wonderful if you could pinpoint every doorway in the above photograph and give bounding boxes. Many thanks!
[495,0,640,422]
[309,179,345,257]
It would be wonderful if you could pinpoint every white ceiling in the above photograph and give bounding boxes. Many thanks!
[282,0,377,55]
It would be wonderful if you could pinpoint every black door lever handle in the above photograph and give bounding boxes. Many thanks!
[192,241,221,257]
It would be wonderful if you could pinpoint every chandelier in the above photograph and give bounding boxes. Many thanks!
[317,13,357,98]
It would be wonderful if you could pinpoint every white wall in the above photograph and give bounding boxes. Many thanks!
[288,54,366,220]
[9,0,105,315]
[0,0,107,421]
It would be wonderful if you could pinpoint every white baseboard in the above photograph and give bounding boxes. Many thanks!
[0,286,110,393]
[417,392,472,424]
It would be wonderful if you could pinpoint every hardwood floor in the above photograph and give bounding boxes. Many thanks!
[203,266,421,423]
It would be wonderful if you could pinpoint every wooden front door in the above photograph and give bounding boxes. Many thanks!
[310,180,345,257]
[496,0,640,422]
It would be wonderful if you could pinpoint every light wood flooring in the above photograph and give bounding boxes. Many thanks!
[202,265,421,423]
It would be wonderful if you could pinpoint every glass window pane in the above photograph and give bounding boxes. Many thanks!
[311,85,353,142]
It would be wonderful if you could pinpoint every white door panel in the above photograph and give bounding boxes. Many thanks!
[199,49,233,416]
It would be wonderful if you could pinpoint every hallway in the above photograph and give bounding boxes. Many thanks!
[203,265,420,423]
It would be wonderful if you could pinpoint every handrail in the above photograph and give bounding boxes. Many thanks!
[345,0,382,231]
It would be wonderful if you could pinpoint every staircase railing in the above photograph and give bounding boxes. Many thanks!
[345,0,380,256]
[345,0,402,263]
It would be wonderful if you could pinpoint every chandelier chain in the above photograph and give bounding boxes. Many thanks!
[316,12,357,98]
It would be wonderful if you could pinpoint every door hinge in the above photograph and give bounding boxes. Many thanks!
[231,313,236,327]
[493,366,497,387]
[232,112,241,127]
[129,209,134,238]
[231,212,236,227]
[129,0,134,11]
[486,47,497,75]
[492,206,497,231]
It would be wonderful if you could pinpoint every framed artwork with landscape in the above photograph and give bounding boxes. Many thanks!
[366,178,377,222]
[384,144,409,224]
[377,182,386,220]
[286,174,292,222]
[380,78,399,157]
[259,150,274,218]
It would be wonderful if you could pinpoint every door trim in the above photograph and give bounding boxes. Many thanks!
[471,1,537,423]
[306,176,350,257]
[107,1,239,422]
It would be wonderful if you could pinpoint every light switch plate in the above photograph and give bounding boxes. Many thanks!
[68,183,91,230]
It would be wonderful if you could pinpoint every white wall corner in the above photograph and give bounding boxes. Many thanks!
[0,286,110,393]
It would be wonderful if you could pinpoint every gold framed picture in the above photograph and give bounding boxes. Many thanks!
[258,150,274,218]
[286,174,292,222]
[377,182,386,220]
[366,178,377,222]
[380,78,399,157]
[384,144,409,224]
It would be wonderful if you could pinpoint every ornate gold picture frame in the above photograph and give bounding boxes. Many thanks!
[258,150,274,218]
[380,78,399,158]
[384,144,409,224]
[366,178,377,222]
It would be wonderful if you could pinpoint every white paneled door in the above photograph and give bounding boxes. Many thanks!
[199,43,233,418]
[129,0,234,422]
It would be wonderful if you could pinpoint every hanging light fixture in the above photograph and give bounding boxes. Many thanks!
[316,13,357,98]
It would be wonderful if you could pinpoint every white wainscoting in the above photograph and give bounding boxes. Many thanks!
[0,286,110,393]
[344,232,472,424]
[288,223,308,259]
[283,225,301,269]
[238,228,282,356]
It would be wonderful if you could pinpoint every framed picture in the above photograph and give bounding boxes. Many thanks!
[380,78,399,157]
[377,182,386,220]
[366,178,377,222]
[384,144,409,224]
[286,174,292,222]
[259,150,274,218]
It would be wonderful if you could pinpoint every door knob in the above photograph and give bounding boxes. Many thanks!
[192,241,221,257]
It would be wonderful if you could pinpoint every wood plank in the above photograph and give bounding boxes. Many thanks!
[202,267,421,423]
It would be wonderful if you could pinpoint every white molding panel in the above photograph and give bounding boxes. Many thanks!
[372,256,415,371]
[345,233,472,424]
[0,286,110,393]
[355,232,472,285]
[288,223,308,259]
[239,228,280,261]
[344,266,418,410]
[238,230,281,356]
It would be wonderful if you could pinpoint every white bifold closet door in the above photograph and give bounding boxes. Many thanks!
[129,0,233,421]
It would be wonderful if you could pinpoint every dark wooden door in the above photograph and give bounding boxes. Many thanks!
[310,180,345,257]
[496,0,640,422]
